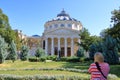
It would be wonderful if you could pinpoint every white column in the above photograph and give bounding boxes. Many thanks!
[51,37,54,55]
[78,38,81,44]
[58,38,61,52]
[71,38,74,56]
[64,38,67,57]
[45,38,48,55]
[78,38,81,49]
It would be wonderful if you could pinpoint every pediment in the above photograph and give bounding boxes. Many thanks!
[45,28,79,36]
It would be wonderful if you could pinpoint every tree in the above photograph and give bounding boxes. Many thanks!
[35,47,45,58]
[103,36,119,64]
[0,8,22,50]
[101,8,120,52]
[0,35,8,63]
[79,28,102,51]
[111,8,120,25]
[76,46,84,58]
[79,28,91,51]
[89,42,103,60]
[20,45,29,61]
[8,40,17,62]
[103,8,120,39]
[89,35,119,64]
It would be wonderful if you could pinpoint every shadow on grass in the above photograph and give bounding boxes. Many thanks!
[61,62,90,69]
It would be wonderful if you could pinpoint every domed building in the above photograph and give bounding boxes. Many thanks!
[41,10,83,57]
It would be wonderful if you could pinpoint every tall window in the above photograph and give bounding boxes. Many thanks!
[74,24,78,29]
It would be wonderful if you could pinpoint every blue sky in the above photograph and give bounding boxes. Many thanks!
[0,0,119,36]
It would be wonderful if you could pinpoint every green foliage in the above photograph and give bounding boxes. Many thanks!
[0,35,8,63]
[103,8,120,51]
[46,55,57,61]
[76,46,84,58]
[89,42,103,60]
[89,35,119,64]
[0,61,119,80]
[20,45,29,61]
[28,57,38,62]
[111,8,120,25]
[0,8,22,50]
[60,57,80,62]
[110,65,120,77]
[79,28,102,51]
[103,36,119,64]
[35,47,45,58]
[8,40,17,62]
[79,28,90,51]
[40,57,46,62]
[28,57,46,62]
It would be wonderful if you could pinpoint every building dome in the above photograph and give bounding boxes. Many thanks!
[49,10,78,22]
[42,9,83,57]
[44,10,82,32]
[57,9,70,17]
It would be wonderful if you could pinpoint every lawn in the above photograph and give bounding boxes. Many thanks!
[0,60,89,69]
[0,60,120,80]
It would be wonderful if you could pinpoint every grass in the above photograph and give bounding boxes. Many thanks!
[0,70,89,77]
[0,60,120,79]
[110,65,120,77]
[0,60,89,69]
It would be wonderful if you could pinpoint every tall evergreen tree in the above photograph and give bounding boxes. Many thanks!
[9,40,17,62]
[89,36,119,64]
[20,45,29,61]
[103,36,119,64]
[76,46,84,58]
[0,35,8,63]
[35,47,45,58]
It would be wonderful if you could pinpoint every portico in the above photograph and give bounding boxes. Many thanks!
[44,37,80,57]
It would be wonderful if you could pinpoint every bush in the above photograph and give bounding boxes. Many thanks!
[67,57,80,62]
[46,56,57,61]
[60,57,68,61]
[60,57,80,62]
[40,57,46,62]
[28,57,38,62]
[80,57,90,62]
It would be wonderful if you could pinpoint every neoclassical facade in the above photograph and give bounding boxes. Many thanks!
[41,10,83,57]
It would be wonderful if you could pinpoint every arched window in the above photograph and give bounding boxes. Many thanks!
[60,24,64,27]
[68,24,72,27]
[74,24,78,29]
[54,24,58,28]
[50,26,52,28]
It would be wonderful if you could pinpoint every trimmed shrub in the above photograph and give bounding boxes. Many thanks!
[46,55,57,61]
[40,57,46,62]
[60,57,68,61]
[28,57,38,62]
[67,57,80,62]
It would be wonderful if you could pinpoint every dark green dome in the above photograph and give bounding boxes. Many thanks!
[57,10,70,17]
